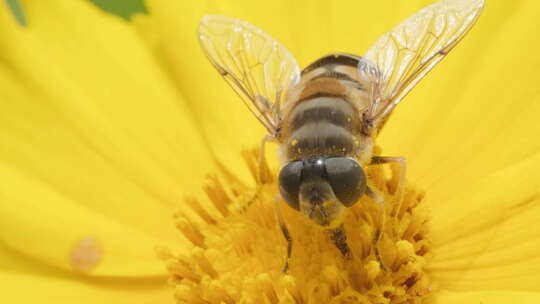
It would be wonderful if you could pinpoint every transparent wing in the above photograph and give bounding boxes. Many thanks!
[363,0,484,134]
[198,15,301,135]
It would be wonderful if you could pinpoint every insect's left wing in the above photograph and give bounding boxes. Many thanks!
[362,0,484,135]
[198,15,301,135]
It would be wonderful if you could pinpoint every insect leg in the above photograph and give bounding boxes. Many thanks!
[369,156,407,215]
[366,186,383,203]
[328,225,352,260]
[258,134,275,185]
[368,156,406,271]
[244,135,276,209]
[275,198,293,273]
[366,186,388,272]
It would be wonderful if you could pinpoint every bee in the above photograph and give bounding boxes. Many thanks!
[198,0,484,272]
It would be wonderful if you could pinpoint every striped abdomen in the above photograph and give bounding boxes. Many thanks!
[283,96,360,161]
[281,53,368,161]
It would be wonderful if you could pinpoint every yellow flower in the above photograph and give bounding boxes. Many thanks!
[1,0,539,303]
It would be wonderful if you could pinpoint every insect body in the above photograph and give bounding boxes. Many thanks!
[278,54,378,228]
[198,0,484,271]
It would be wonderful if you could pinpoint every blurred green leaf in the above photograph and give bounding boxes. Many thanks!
[90,0,147,19]
[4,1,146,27]
[5,0,27,26]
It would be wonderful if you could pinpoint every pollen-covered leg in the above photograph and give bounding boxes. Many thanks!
[328,225,352,259]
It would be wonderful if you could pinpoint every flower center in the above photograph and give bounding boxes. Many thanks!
[160,148,432,303]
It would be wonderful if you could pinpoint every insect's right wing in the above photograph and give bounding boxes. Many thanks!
[362,0,484,135]
[198,15,301,135]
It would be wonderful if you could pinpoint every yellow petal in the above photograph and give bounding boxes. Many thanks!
[378,1,540,198]
[386,1,540,291]
[436,290,540,304]
[134,1,263,186]
[0,163,165,276]
[428,153,540,291]
[0,270,169,304]
[0,0,212,274]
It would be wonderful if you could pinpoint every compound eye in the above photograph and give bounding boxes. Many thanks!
[325,157,366,206]
[278,161,303,210]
